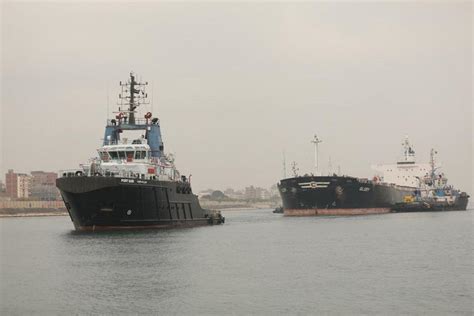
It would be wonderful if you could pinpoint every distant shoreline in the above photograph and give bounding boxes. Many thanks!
[0,208,68,218]
[0,212,68,218]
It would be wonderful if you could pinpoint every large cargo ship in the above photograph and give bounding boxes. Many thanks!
[278,136,469,216]
[57,72,224,231]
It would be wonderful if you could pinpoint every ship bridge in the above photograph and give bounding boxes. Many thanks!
[102,72,164,158]
[103,118,163,158]
[372,137,434,188]
[98,141,150,163]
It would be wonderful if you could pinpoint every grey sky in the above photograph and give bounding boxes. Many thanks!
[1,2,472,193]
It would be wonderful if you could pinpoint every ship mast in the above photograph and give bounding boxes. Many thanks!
[430,148,437,180]
[311,134,322,175]
[291,161,299,177]
[401,136,415,163]
[118,72,149,124]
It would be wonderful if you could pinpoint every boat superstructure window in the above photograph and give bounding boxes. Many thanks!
[99,151,109,161]
[135,151,147,159]
[101,149,149,161]
[126,151,134,161]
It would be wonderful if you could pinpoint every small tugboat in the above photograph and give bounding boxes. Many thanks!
[273,206,284,214]
[57,72,224,231]
[391,149,469,213]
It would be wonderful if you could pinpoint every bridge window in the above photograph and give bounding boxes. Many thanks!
[135,151,147,159]
[99,151,109,161]
[102,150,148,160]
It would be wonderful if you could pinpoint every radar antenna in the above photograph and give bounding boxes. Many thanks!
[401,136,415,162]
[118,72,149,124]
[430,148,438,179]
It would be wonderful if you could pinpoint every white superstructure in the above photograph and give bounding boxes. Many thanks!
[65,137,182,182]
[372,137,435,188]
[97,139,180,181]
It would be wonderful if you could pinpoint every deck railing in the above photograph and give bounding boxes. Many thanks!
[106,118,159,126]
[59,164,178,181]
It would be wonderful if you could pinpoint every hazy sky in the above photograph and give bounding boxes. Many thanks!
[1,1,472,193]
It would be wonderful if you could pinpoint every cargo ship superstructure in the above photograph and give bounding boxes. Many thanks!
[57,72,224,230]
[278,136,469,216]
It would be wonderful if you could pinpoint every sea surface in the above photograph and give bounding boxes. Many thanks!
[1,209,473,315]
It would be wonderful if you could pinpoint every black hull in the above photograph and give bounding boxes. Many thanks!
[57,176,223,231]
[391,195,469,213]
[278,176,469,216]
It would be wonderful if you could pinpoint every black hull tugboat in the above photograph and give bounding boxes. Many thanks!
[278,136,469,216]
[57,72,224,231]
[391,196,469,213]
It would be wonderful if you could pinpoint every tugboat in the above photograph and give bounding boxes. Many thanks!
[273,206,284,214]
[391,149,469,212]
[278,136,469,216]
[57,72,224,231]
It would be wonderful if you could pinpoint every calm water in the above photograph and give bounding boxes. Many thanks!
[1,210,473,315]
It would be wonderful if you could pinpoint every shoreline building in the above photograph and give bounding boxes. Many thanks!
[30,171,59,200]
[5,169,31,199]
[4,170,60,200]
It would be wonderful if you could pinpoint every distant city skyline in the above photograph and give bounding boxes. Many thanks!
[2,167,277,197]
[1,2,472,193]
[2,169,59,200]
